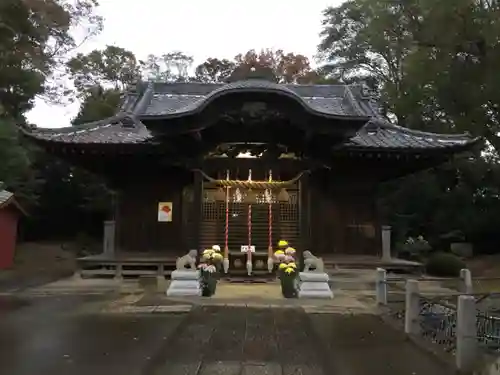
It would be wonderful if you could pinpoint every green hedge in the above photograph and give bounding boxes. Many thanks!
[425,252,466,277]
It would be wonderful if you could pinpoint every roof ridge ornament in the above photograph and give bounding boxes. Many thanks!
[120,114,136,128]
[226,65,278,83]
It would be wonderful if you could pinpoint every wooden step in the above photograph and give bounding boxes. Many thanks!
[224,276,276,284]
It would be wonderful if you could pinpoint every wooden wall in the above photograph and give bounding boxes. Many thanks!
[112,164,382,257]
[308,171,381,256]
[114,170,191,256]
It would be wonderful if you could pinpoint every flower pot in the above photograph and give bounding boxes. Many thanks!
[200,272,218,297]
[280,275,298,298]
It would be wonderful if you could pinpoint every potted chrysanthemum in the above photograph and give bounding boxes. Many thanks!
[274,246,298,298]
[198,245,223,296]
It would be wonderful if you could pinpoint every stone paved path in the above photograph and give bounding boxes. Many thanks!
[146,306,327,375]
[145,306,456,375]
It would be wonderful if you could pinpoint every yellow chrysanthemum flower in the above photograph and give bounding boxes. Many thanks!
[284,267,295,274]
[211,253,223,260]
[278,240,288,247]
[274,250,285,256]
[287,262,297,268]
[203,249,214,255]
[285,247,296,254]
[279,263,287,269]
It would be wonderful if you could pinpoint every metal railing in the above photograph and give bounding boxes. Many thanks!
[418,296,457,353]
[376,268,500,373]
[476,293,500,353]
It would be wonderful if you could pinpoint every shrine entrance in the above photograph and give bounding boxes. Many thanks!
[199,169,300,278]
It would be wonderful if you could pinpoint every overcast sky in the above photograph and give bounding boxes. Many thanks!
[27,0,341,128]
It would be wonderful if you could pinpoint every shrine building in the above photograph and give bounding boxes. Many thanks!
[22,68,479,278]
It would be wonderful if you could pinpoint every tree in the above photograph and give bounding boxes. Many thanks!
[66,45,140,124]
[66,46,141,124]
[0,118,37,204]
[141,52,194,82]
[72,88,121,125]
[318,0,500,250]
[318,0,500,144]
[67,45,141,95]
[0,0,102,118]
[31,83,118,239]
[194,49,334,84]
[408,1,500,149]
[0,1,108,240]
[234,49,320,84]
[31,152,111,240]
[194,58,236,83]
[378,155,500,253]
[318,1,421,125]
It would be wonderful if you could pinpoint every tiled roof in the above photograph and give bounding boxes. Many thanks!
[22,118,478,151]
[344,119,477,150]
[140,80,369,118]
[22,114,153,144]
[21,80,480,152]
[0,188,27,215]
[0,189,13,207]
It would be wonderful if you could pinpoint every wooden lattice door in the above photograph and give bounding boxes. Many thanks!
[200,187,299,253]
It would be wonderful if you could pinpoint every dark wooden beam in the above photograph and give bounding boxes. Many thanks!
[200,157,308,174]
[192,171,203,252]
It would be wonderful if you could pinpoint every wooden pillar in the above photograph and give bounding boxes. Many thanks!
[192,171,203,252]
[107,180,121,254]
[299,173,311,269]
[103,220,116,257]
[372,186,383,257]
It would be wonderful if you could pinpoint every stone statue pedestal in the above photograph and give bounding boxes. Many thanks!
[166,270,201,297]
[298,272,333,299]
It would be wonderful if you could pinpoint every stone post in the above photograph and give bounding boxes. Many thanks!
[73,268,82,279]
[381,225,392,261]
[404,280,420,335]
[103,220,116,257]
[166,270,201,296]
[456,295,477,372]
[157,264,166,293]
[375,268,388,305]
[114,263,123,280]
[298,271,333,299]
[460,268,473,294]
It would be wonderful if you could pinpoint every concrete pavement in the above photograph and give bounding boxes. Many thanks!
[0,292,457,375]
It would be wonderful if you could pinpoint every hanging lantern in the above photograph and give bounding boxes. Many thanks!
[244,189,258,203]
[277,188,289,202]
[213,187,226,201]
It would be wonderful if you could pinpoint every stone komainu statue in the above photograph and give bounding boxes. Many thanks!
[302,250,324,272]
[175,249,198,270]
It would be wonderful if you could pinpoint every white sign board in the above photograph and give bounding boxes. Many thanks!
[240,245,256,253]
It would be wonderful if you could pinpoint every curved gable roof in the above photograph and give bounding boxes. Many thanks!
[20,80,480,153]
[139,80,370,120]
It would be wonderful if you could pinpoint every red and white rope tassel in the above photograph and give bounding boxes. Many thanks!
[246,169,253,276]
[223,169,230,273]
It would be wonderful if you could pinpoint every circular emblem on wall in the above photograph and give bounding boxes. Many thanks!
[255,260,264,269]
[234,259,243,268]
